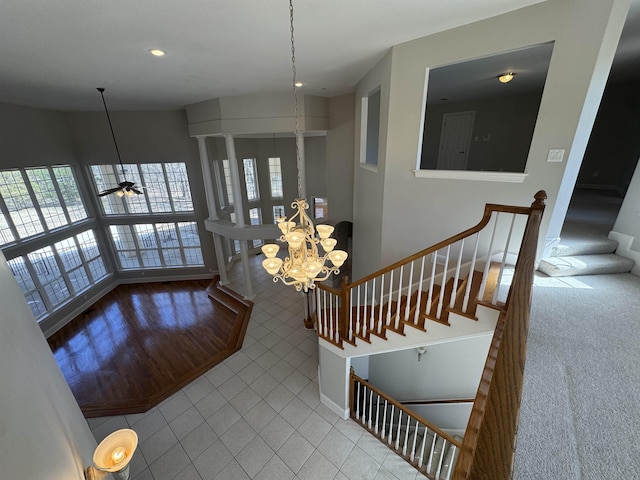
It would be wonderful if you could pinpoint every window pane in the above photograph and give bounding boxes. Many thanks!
[52,166,87,222]
[28,246,70,307]
[26,168,67,230]
[165,163,193,211]
[92,162,194,215]
[273,205,285,223]
[140,164,171,212]
[222,159,234,205]
[0,169,44,239]
[8,256,36,292]
[268,157,283,198]
[243,158,259,201]
[76,230,101,261]
[109,222,203,270]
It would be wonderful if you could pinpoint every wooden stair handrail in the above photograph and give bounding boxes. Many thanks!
[453,190,546,479]
[344,202,532,289]
[350,369,462,448]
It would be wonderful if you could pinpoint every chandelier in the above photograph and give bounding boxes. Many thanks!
[261,0,347,292]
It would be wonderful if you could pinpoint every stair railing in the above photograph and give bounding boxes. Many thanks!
[350,368,462,479]
[314,192,546,349]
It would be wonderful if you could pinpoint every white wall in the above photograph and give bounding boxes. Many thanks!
[353,0,630,270]
[367,335,492,401]
[0,249,98,479]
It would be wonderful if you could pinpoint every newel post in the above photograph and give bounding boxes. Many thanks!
[338,276,350,345]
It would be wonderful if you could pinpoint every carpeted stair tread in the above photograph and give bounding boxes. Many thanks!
[551,236,619,257]
[538,253,634,277]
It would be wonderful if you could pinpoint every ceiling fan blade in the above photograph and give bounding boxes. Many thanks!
[98,187,121,197]
[131,188,143,195]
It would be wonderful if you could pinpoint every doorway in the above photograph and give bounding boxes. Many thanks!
[436,111,475,170]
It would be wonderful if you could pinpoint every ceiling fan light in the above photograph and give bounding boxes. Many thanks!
[498,72,515,83]
[116,190,125,198]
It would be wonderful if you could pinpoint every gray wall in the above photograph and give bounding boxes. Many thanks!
[0,249,97,479]
[354,0,630,270]
[421,92,543,173]
[327,94,355,223]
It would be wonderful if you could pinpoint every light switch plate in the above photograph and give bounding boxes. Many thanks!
[547,149,565,162]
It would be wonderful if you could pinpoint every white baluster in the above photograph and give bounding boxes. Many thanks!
[463,233,480,313]
[410,418,419,461]
[317,290,324,337]
[404,260,415,320]
[374,393,380,433]
[361,386,368,425]
[355,380,361,420]
[395,410,403,450]
[370,277,376,334]
[417,425,428,468]
[381,400,388,438]
[363,282,368,337]
[355,284,361,337]
[395,265,404,329]
[449,238,465,309]
[386,270,394,327]
[426,251,437,315]
[378,274,385,333]
[443,445,457,480]
[329,294,334,341]
[348,287,353,342]
[435,439,446,479]
[388,404,395,444]
[479,212,499,301]
[426,433,437,473]
[493,213,516,305]
[402,413,411,455]
[368,389,374,428]
[436,245,450,319]
[414,256,426,325]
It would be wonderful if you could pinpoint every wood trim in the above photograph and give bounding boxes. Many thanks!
[351,369,461,448]
[453,191,546,479]
[400,398,475,406]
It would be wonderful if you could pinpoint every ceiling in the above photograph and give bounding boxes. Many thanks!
[0,0,638,112]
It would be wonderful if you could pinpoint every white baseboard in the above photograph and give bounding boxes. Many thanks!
[608,231,640,276]
[320,392,350,420]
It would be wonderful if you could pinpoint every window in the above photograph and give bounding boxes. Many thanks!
[360,87,381,167]
[0,166,88,246]
[222,159,234,205]
[91,162,194,215]
[273,205,285,222]
[7,229,108,320]
[109,222,204,270]
[268,157,283,198]
[243,158,259,201]
[249,208,263,248]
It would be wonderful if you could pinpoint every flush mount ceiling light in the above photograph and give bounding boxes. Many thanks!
[148,48,166,56]
[498,72,516,83]
[261,0,347,292]
[96,88,144,198]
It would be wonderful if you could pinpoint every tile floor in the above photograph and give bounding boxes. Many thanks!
[87,256,426,480]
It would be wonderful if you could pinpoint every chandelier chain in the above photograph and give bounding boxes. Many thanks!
[289,0,302,199]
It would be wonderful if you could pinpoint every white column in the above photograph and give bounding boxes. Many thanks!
[296,131,306,199]
[224,134,254,299]
[196,136,229,285]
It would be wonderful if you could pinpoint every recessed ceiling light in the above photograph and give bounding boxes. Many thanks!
[498,72,516,83]
[294,82,304,88]
[148,49,166,57]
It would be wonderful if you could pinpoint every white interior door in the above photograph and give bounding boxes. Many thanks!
[437,111,475,170]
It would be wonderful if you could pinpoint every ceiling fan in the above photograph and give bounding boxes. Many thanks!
[96,87,143,198]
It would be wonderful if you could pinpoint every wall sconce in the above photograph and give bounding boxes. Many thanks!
[85,429,138,480]
[498,72,516,83]
[416,346,427,362]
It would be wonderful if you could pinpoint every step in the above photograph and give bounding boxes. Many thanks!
[551,236,618,257]
[538,253,634,277]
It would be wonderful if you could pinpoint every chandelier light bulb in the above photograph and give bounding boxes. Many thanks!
[111,446,126,465]
[320,238,337,252]
[316,224,334,239]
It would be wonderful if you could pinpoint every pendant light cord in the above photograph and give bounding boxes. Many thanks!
[97,87,126,177]
[289,0,303,200]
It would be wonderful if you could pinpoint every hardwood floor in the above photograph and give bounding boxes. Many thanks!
[48,277,253,418]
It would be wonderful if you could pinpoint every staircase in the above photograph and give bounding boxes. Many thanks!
[312,191,547,480]
[538,233,634,277]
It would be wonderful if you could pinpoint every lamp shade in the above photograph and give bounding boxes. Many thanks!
[93,429,138,473]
